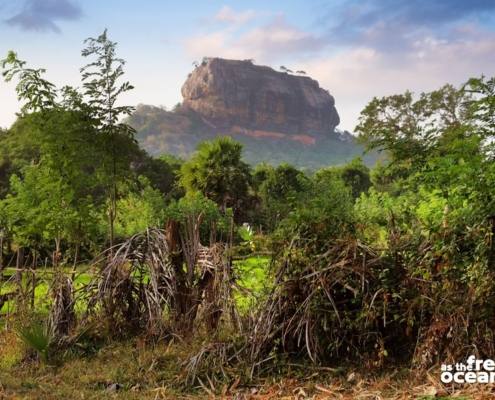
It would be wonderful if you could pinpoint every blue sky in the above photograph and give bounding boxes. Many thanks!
[1,0,495,131]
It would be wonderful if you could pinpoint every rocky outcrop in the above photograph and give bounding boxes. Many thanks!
[181,58,340,135]
[129,58,377,168]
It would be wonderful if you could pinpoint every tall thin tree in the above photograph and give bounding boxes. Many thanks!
[80,30,135,249]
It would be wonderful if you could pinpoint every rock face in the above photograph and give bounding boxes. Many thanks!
[181,58,340,135]
[129,58,377,169]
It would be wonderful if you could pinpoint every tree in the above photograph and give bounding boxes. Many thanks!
[356,78,495,264]
[259,163,308,198]
[258,163,309,230]
[0,200,7,272]
[252,163,274,194]
[356,84,471,178]
[315,158,371,199]
[279,177,354,246]
[180,137,252,215]
[133,153,184,200]
[1,52,104,263]
[3,163,97,265]
[81,29,136,249]
[114,176,166,237]
[466,76,495,146]
[1,50,57,114]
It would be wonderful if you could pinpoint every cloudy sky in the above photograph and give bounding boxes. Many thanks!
[1,0,495,131]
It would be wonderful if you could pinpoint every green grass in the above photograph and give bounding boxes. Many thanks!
[1,256,269,316]
[0,267,91,315]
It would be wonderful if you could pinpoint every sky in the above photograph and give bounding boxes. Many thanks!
[1,0,495,132]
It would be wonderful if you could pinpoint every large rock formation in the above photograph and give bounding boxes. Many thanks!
[181,58,340,135]
[130,58,376,169]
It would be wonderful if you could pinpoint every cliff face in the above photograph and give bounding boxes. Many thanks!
[130,58,376,168]
[181,58,340,135]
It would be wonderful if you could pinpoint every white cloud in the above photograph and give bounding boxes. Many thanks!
[0,81,19,128]
[213,6,256,25]
[297,31,495,131]
[185,8,495,132]
[185,14,326,63]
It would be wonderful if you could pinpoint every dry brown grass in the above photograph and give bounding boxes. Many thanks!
[0,327,491,400]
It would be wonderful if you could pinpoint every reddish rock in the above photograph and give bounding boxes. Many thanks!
[130,58,376,168]
[181,58,340,135]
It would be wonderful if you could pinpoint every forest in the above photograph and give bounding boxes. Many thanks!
[1,31,495,399]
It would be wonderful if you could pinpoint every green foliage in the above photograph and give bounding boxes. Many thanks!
[315,157,371,198]
[180,137,252,213]
[134,153,184,199]
[238,224,254,242]
[166,192,222,225]
[80,29,137,248]
[251,162,273,191]
[3,164,95,249]
[356,84,472,180]
[256,163,310,230]
[0,110,103,251]
[278,176,354,246]
[114,177,166,237]
[354,188,410,245]
[234,256,271,312]
[260,163,308,200]
[16,321,52,363]
[466,76,495,141]
[1,51,57,113]
[0,31,143,259]
[80,30,135,130]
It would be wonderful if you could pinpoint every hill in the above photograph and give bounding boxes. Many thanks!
[130,58,376,169]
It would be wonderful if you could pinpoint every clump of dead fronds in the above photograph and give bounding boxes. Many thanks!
[241,217,495,376]
[182,341,245,388]
[86,215,239,338]
[86,228,175,335]
[48,272,76,339]
[245,238,390,372]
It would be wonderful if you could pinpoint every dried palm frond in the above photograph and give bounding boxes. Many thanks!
[48,272,76,339]
[86,228,175,335]
[245,238,387,375]
[86,224,239,337]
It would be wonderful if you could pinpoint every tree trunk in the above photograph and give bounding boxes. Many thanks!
[166,220,189,329]
[109,201,115,253]
[15,247,24,285]
[109,134,118,254]
[71,242,79,281]
[53,237,61,268]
